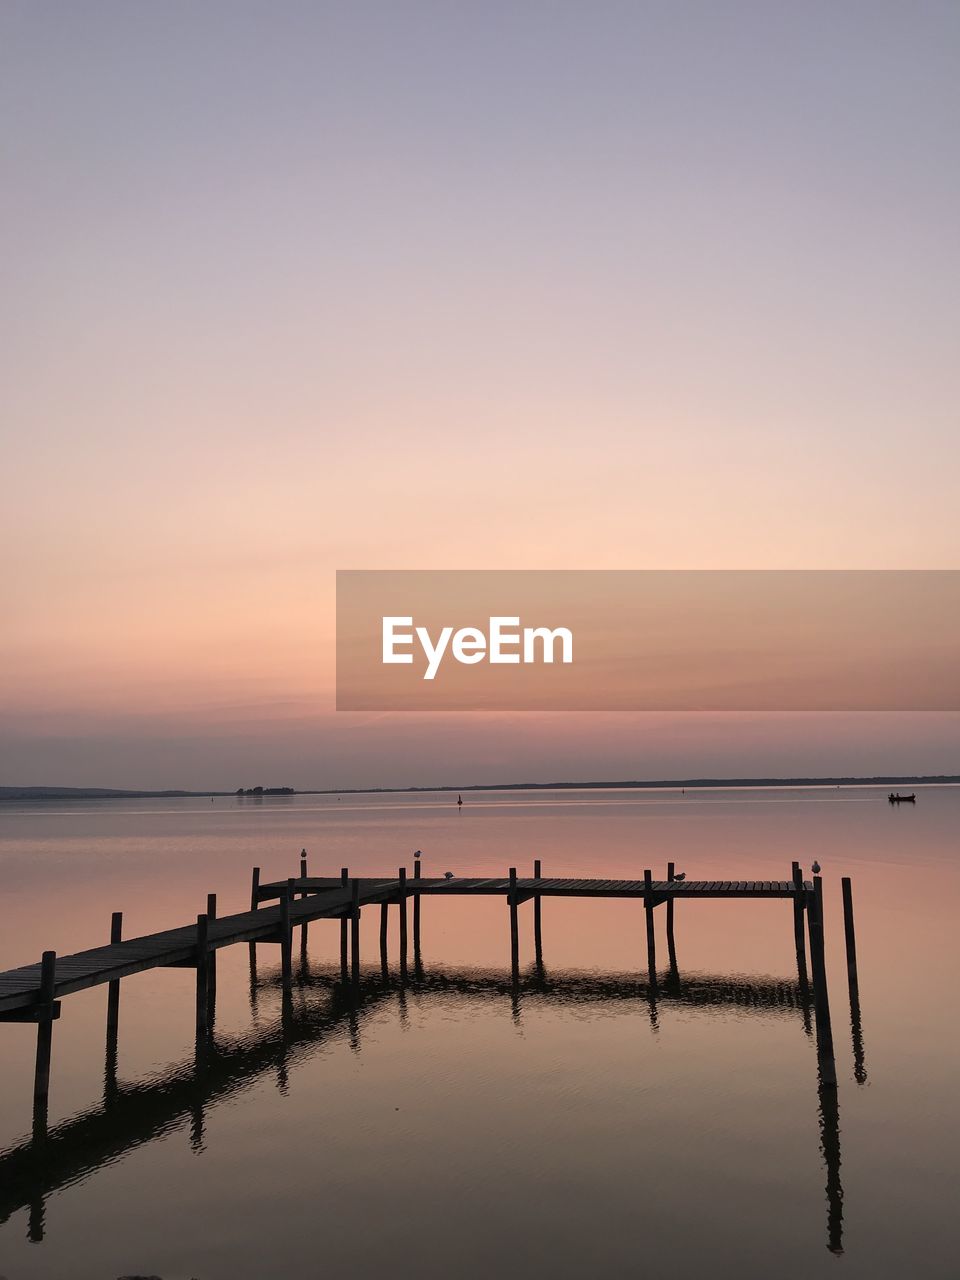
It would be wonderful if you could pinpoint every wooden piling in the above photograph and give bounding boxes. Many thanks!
[33,951,57,1128]
[533,859,543,969]
[644,869,656,984]
[665,862,677,975]
[792,861,809,988]
[841,876,866,1083]
[806,876,837,1087]
[340,867,349,982]
[840,877,859,997]
[280,880,293,988]
[299,851,310,948]
[380,900,389,975]
[195,916,209,1037]
[398,867,408,979]
[351,879,361,984]
[106,911,122,1041]
[509,867,520,979]
[249,866,260,912]
[413,853,422,964]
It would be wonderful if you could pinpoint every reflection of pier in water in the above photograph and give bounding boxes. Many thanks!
[1,942,861,1254]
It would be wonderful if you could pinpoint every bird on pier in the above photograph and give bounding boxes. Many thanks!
[811,860,821,874]
[444,871,454,880]
[673,871,686,882]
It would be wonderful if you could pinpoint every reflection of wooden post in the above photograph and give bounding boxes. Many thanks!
[665,862,677,976]
[399,867,408,981]
[351,878,361,985]
[195,916,209,1037]
[818,1075,845,1253]
[841,876,866,1083]
[533,859,543,969]
[644,869,656,985]
[509,867,519,981]
[807,876,836,1087]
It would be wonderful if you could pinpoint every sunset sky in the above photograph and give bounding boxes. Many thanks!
[2,2,959,788]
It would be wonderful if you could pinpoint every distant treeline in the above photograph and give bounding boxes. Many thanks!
[235,787,296,796]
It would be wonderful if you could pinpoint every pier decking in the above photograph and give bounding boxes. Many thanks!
[0,876,810,1016]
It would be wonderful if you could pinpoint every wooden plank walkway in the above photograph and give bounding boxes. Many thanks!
[0,874,809,1015]
[260,876,808,901]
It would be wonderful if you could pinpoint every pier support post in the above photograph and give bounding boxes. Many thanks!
[340,868,349,983]
[195,916,210,1038]
[380,900,389,977]
[644,869,657,987]
[665,862,677,978]
[841,876,866,1083]
[413,853,422,975]
[206,894,218,1029]
[250,866,261,911]
[533,859,543,971]
[105,912,122,1098]
[351,878,361,985]
[299,851,309,955]
[398,867,408,982]
[509,867,520,982]
[792,861,809,980]
[806,876,837,1087]
[32,950,57,1139]
[280,879,293,989]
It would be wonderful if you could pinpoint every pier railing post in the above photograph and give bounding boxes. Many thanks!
[806,875,837,1087]
[250,867,260,912]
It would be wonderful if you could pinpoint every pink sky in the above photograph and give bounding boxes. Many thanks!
[2,4,958,788]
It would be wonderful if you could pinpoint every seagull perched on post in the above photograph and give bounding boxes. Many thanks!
[811,860,821,874]
[673,871,686,882]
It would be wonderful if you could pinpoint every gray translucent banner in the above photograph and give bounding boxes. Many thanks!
[336,570,960,711]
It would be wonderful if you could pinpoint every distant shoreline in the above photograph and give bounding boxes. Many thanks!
[1,775,958,803]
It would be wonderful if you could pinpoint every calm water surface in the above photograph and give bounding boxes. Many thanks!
[0,787,957,1278]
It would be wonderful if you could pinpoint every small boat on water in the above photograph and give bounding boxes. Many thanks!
[888,792,917,803]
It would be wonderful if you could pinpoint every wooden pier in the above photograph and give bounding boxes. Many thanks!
[0,854,863,1254]
[0,856,858,1179]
